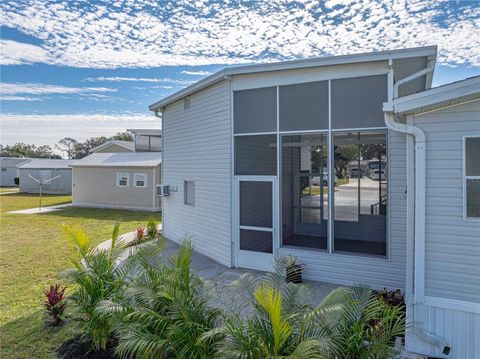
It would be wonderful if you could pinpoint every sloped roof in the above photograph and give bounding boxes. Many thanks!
[392,76,480,115]
[90,140,134,153]
[71,152,161,168]
[0,157,31,167]
[17,159,76,169]
[149,46,437,111]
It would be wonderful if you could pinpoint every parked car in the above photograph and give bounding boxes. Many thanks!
[311,174,338,186]
[350,168,363,178]
[370,169,385,181]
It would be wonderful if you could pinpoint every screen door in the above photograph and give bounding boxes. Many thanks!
[236,176,276,271]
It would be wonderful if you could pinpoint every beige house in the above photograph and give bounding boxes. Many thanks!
[90,140,134,153]
[71,152,161,211]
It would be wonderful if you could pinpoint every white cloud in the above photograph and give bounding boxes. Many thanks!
[0,113,160,147]
[180,70,213,76]
[0,95,43,101]
[0,39,49,65]
[0,0,479,68]
[84,76,194,85]
[0,83,117,95]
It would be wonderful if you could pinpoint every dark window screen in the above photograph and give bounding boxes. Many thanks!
[234,87,277,134]
[279,81,328,131]
[235,135,277,175]
[331,75,387,129]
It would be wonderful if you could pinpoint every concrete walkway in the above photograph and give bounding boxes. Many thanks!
[7,203,71,214]
[96,226,339,313]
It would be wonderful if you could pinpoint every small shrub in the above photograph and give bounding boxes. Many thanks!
[43,284,66,326]
[373,288,405,309]
[145,217,159,241]
[133,226,145,245]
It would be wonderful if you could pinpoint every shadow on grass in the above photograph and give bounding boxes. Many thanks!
[41,206,162,222]
[0,309,81,359]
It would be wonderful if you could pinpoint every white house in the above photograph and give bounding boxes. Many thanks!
[149,46,479,358]
[17,159,75,194]
[0,157,30,187]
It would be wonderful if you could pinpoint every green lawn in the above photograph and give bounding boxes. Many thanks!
[0,193,159,358]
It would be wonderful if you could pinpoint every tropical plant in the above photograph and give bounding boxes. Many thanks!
[62,223,131,350]
[145,217,159,241]
[99,241,220,359]
[131,226,146,246]
[43,284,66,326]
[311,285,406,359]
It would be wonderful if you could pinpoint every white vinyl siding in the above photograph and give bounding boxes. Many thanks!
[18,169,72,194]
[72,166,160,211]
[162,80,232,266]
[411,99,480,303]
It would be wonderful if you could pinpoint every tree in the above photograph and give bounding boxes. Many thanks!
[111,132,134,141]
[55,137,78,159]
[0,143,60,159]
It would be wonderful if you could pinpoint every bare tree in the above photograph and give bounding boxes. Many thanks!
[55,137,78,159]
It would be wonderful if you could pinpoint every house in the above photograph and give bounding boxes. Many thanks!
[127,128,162,152]
[71,152,161,211]
[17,159,75,194]
[149,46,480,358]
[386,76,480,359]
[90,140,134,153]
[0,157,30,186]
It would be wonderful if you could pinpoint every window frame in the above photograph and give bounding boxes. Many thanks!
[184,180,195,206]
[134,173,148,188]
[463,135,480,221]
[116,173,130,187]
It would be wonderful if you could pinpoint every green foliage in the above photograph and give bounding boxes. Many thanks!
[311,285,406,359]
[146,216,160,241]
[62,223,130,350]
[0,143,60,159]
[98,241,220,359]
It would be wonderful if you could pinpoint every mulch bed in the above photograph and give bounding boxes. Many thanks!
[57,336,118,359]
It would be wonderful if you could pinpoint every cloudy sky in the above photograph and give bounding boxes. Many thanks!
[1,0,479,151]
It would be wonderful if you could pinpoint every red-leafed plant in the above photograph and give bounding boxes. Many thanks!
[134,226,145,244]
[43,284,66,326]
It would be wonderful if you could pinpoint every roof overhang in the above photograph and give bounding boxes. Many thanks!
[127,128,162,136]
[149,46,437,111]
[390,76,480,116]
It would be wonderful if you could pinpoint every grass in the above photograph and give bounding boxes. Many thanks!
[302,178,350,196]
[0,193,159,358]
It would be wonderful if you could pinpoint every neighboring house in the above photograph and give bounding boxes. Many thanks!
[127,128,162,152]
[17,159,75,194]
[71,152,161,211]
[90,140,134,153]
[0,157,30,186]
[149,46,480,358]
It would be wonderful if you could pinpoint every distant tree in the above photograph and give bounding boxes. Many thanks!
[111,131,134,141]
[55,137,79,159]
[0,143,60,159]
[334,144,357,178]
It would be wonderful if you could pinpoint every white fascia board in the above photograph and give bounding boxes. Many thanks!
[149,46,437,111]
[127,129,162,136]
[392,76,480,115]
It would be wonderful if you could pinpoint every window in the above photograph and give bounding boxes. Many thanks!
[464,137,480,219]
[134,173,147,188]
[235,135,277,176]
[184,180,195,206]
[116,173,129,187]
[234,87,277,134]
[333,131,387,256]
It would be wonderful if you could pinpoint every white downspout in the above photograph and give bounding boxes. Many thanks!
[384,60,450,355]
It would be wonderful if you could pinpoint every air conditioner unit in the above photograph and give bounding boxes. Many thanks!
[157,184,170,197]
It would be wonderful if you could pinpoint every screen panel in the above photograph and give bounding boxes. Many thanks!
[331,75,388,129]
[240,181,273,228]
[234,87,277,134]
[279,81,329,131]
[235,135,277,175]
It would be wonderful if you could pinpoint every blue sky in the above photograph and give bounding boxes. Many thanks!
[1,0,479,151]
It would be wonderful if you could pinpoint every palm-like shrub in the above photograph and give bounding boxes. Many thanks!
[311,285,406,359]
[202,265,327,359]
[62,223,130,350]
[99,241,220,359]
